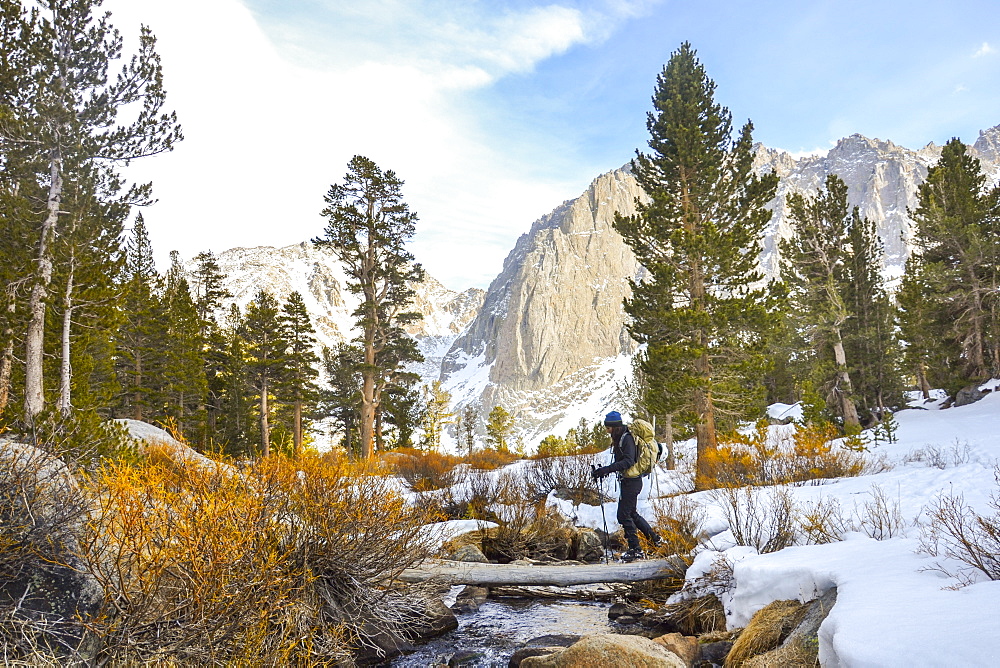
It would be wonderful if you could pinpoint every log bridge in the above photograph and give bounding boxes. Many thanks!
[398,559,679,587]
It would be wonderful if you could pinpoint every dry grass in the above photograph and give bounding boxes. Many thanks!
[480,472,576,562]
[743,639,819,668]
[652,494,707,559]
[522,455,595,501]
[705,421,873,489]
[724,599,807,667]
[712,486,798,554]
[652,594,727,636]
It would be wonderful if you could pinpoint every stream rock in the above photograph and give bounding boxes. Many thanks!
[509,635,581,667]
[452,544,490,563]
[695,640,733,667]
[451,585,490,614]
[954,383,993,407]
[608,601,645,620]
[653,633,699,666]
[573,528,605,563]
[519,633,686,667]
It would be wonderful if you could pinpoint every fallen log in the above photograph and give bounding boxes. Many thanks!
[398,559,680,587]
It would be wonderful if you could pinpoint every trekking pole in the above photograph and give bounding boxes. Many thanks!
[592,464,610,565]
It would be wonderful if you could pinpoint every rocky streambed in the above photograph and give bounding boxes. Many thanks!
[390,581,835,667]
[392,596,612,667]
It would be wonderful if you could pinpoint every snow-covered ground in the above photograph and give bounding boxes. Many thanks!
[423,389,1000,666]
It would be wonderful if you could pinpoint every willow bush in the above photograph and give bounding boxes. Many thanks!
[78,451,434,665]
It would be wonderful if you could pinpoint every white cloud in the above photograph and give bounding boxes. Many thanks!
[101,0,635,290]
[973,42,994,58]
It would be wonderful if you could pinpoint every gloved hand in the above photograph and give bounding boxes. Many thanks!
[591,466,610,481]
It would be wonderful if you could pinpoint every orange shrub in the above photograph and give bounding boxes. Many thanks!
[704,421,871,488]
[79,452,434,665]
[465,448,519,471]
[386,448,463,490]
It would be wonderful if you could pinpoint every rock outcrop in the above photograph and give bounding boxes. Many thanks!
[0,441,103,659]
[443,166,643,391]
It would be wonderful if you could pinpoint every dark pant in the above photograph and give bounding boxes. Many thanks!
[617,476,658,550]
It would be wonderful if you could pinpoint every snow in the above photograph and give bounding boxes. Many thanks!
[417,519,499,551]
[767,401,803,422]
[682,392,1000,666]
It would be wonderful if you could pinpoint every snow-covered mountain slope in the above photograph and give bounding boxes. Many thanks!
[195,242,485,365]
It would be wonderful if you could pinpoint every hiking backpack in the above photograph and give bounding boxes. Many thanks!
[624,418,662,478]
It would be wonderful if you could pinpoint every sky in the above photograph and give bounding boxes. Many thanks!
[104,0,1000,291]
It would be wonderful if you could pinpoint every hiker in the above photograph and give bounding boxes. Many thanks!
[590,410,661,562]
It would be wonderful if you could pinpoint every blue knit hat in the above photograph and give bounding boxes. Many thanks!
[604,411,623,427]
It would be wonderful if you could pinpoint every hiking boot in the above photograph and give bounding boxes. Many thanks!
[621,549,645,563]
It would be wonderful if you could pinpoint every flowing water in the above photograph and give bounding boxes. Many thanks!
[392,598,613,667]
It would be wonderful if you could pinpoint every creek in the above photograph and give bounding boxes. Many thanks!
[392,597,612,667]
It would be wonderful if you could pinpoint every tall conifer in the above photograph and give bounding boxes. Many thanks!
[242,290,286,457]
[280,291,319,456]
[781,175,861,428]
[843,212,902,420]
[115,216,165,421]
[161,255,207,438]
[907,139,1000,388]
[313,156,424,459]
[614,43,779,489]
[322,343,363,456]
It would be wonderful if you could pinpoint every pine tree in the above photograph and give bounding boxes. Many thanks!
[321,343,363,456]
[189,250,231,445]
[419,380,454,451]
[280,291,319,456]
[907,138,1000,390]
[191,250,231,326]
[897,257,945,400]
[843,212,902,422]
[1,0,181,423]
[161,254,207,438]
[218,304,252,456]
[458,404,477,456]
[52,180,125,414]
[781,174,861,428]
[485,405,514,452]
[313,156,424,459]
[242,290,287,458]
[613,43,779,490]
[115,216,167,421]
